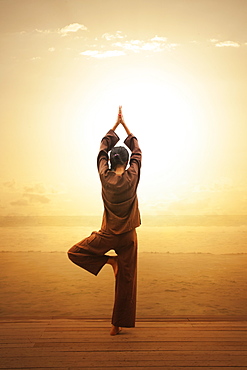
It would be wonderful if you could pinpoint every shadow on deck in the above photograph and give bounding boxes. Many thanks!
[0,316,247,369]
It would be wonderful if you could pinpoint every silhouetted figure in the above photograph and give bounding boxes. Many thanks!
[68,106,142,335]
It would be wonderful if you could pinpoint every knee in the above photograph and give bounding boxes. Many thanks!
[67,251,72,261]
[67,246,75,261]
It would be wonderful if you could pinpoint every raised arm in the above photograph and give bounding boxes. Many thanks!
[97,130,119,175]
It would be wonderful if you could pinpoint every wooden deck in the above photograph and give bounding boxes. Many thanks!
[0,316,247,369]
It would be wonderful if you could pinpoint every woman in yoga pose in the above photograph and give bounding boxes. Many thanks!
[68,106,142,335]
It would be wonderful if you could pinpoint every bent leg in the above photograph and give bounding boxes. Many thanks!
[67,232,109,276]
[112,229,137,328]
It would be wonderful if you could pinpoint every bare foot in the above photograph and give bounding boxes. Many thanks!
[110,325,122,336]
[107,256,118,277]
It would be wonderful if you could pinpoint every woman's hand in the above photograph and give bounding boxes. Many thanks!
[120,107,131,136]
[112,106,131,136]
[112,106,122,131]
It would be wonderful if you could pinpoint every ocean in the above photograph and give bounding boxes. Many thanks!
[0,215,247,254]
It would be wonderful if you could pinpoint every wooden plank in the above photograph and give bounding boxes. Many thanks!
[190,321,247,326]
[0,316,246,322]
[33,340,247,351]
[69,368,247,370]
[0,319,50,323]
[1,355,247,368]
[42,326,247,332]
[47,322,193,328]
[1,322,246,329]
[0,329,45,338]
[37,331,247,339]
[0,339,37,344]
[0,343,35,348]
[44,326,247,332]
[2,322,246,331]
[23,336,247,343]
[8,320,236,326]
[6,368,67,370]
[1,330,246,339]
[1,348,247,358]
[138,323,247,328]
[1,318,246,326]
[0,323,49,327]
[2,368,67,370]
[1,336,246,343]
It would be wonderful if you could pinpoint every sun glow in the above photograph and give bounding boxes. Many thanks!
[81,68,206,193]
[1,1,246,218]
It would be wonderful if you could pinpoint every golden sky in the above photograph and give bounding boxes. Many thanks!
[1,0,247,216]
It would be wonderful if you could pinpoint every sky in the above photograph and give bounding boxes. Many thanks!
[1,0,247,216]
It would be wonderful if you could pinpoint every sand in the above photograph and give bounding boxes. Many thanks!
[1,251,246,318]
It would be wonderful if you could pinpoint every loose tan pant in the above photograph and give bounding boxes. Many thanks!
[67,228,137,327]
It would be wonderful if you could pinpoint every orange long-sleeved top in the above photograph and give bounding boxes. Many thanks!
[97,129,142,235]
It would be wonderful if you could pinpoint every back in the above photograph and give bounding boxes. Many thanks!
[97,130,142,234]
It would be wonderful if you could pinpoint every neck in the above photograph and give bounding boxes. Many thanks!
[114,166,125,175]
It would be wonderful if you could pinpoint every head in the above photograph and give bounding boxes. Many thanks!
[110,146,129,171]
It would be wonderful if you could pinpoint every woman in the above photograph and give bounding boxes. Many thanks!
[68,106,142,335]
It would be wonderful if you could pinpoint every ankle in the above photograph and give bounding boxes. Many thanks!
[107,256,114,266]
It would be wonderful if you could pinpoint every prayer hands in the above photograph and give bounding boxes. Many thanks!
[117,106,122,124]
[112,106,130,136]
[117,106,126,125]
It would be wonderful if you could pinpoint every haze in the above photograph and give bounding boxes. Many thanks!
[1,0,247,216]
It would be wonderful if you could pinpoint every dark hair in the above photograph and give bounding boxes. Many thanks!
[110,146,129,170]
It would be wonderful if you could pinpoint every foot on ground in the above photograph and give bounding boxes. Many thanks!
[110,325,122,336]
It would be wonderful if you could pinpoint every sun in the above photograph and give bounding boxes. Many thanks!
[93,70,204,172]
[70,66,207,199]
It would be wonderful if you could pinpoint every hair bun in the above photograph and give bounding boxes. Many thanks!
[110,146,129,170]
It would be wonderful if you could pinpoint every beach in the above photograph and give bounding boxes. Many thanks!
[0,215,247,318]
[1,251,246,318]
